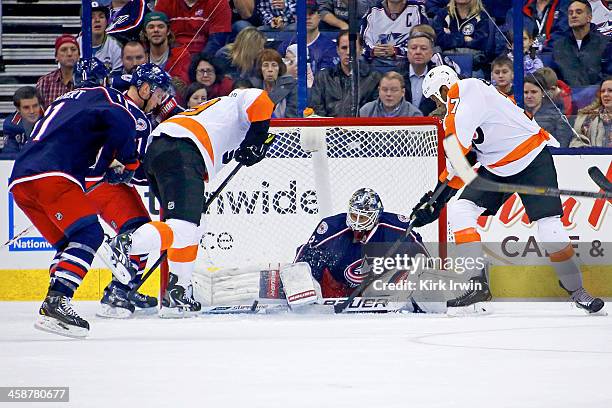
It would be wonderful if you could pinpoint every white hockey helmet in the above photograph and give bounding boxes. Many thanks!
[422,65,459,103]
[346,188,384,232]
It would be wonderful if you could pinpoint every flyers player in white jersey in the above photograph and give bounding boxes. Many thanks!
[410,65,604,314]
[107,88,275,317]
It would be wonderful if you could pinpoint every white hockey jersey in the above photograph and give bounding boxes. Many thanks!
[151,88,274,182]
[441,78,559,188]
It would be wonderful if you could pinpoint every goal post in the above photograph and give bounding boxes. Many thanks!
[194,116,446,273]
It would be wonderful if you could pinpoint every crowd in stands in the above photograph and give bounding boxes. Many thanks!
[1,0,610,157]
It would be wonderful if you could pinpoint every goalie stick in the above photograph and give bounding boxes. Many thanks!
[334,180,450,314]
[443,135,612,199]
[133,133,279,293]
[2,178,106,249]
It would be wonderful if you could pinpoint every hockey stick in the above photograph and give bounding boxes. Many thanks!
[588,166,612,194]
[2,178,106,249]
[443,135,612,199]
[334,180,450,314]
[133,132,279,292]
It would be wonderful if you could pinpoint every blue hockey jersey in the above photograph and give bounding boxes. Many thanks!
[295,212,428,289]
[9,87,138,190]
[107,0,150,44]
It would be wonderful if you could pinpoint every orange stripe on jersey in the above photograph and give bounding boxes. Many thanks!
[167,245,198,263]
[439,168,466,189]
[489,128,550,169]
[549,244,574,262]
[443,83,461,136]
[453,227,481,244]
[246,91,274,123]
[150,221,174,250]
[165,117,215,165]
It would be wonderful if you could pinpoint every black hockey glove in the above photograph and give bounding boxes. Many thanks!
[105,166,136,185]
[234,133,276,167]
[409,182,458,227]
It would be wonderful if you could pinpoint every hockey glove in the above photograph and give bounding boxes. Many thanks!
[234,133,276,167]
[409,182,458,227]
[105,160,137,185]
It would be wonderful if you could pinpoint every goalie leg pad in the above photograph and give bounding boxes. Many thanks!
[279,262,322,309]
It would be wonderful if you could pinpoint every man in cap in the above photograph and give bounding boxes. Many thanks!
[36,34,80,108]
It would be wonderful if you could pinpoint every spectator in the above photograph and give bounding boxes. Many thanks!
[309,30,381,117]
[588,0,610,36]
[140,11,192,84]
[36,34,79,108]
[252,49,298,117]
[429,0,511,25]
[109,40,147,91]
[230,0,261,37]
[503,0,569,52]
[188,54,234,99]
[402,29,444,115]
[522,27,544,74]
[106,0,150,44]
[433,0,492,76]
[277,0,337,73]
[257,0,297,30]
[360,71,423,117]
[553,0,611,87]
[319,0,377,30]
[360,0,428,66]
[524,73,575,147]
[78,2,123,73]
[183,82,208,108]
[284,44,314,88]
[154,0,231,58]
[1,87,43,157]
[491,55,514,97]
[570,77,612,147]
[536,66,572,116]
[216,27,266,81]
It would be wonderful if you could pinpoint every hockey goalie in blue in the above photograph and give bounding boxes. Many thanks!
[293,188,429,298]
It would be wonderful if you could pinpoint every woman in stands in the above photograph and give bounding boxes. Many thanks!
[432,0,492,78]
[570,77,612,147]
[183,82,208,109]
[188,54,233,99]
[252,48,298,117]
[215,27,266,81]
[524,73,574,147]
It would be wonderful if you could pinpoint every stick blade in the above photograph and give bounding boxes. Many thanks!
[588,167,612,193]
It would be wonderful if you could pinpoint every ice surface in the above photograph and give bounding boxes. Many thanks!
[1,301,611,408]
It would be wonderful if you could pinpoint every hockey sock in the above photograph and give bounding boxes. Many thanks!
[130,222,173,254]
[127,254,149,290]
[536,216,582,292]
[168,245,198,288]
[50,223,104,298]
[452,228,485,280]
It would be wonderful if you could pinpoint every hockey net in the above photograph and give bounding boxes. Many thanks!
[193,117,446,276]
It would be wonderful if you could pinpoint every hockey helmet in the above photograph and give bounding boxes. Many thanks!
[346,188,384,232]
[422,65,459,104]
[73,57,110,88]
[130,63,172,95]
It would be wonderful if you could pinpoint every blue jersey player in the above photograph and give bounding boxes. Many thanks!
[8,60,139,338]
[294,188,428,298]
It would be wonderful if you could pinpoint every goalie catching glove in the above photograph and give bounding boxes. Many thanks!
[410,181,457,227]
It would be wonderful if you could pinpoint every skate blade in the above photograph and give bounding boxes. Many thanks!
[133,306,159,317]
[96,304,134,319]
[447,302,492,317]
[34,316,88,339]
[158,306,200,319]
[96,242,132,285]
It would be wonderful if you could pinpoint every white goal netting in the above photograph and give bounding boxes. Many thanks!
[195,117,445,273]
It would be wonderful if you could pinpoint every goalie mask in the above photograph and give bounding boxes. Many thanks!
[346,188,384,238]
[422,65,459,104]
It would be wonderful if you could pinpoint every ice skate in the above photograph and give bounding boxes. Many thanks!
[560,282,606,315]
[446,274,492,316]
[97,281,135,319]
[159,273,201,318]
[128,290,158,315]
[98,233,136,285]
[35,291,89,338]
